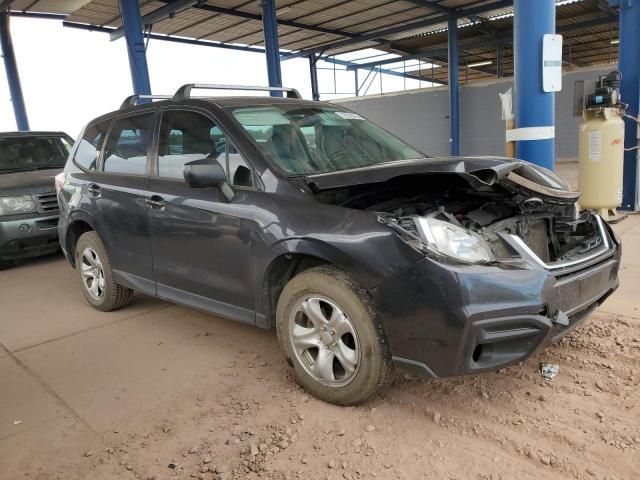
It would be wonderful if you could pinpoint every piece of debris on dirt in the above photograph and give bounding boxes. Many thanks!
[540,363,560,380]
[12,420,22,425]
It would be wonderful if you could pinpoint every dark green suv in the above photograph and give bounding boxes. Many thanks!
[0,131,73,269]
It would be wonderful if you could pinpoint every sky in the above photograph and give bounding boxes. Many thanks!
[0,17,427,138]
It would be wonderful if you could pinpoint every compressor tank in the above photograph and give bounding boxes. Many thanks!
[578,107,625,213]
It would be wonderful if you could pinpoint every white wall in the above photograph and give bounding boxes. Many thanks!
[335,64,618,160]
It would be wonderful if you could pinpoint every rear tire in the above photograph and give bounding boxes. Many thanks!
[276,265,394,405]
[75,231,134,311]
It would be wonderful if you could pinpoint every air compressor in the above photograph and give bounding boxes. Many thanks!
[578,71,625,221]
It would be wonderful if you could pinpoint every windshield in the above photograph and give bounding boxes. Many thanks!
[0,136,72,174]
[231,105,424,175]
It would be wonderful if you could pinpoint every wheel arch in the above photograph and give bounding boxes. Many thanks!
[64,217,96,268]
[257,238,374,329]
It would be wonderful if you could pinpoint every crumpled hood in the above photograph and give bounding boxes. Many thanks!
[0,168,61,196]
[304,156,580,203]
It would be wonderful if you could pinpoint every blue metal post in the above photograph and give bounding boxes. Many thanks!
[617,0,640,211]
[119,0,151,96]
[0,12,29,131]
[260,0,282,96]
[447,16,459,156]
[513,0,556,170]
[354,69,359,97]
[309,54,320,100]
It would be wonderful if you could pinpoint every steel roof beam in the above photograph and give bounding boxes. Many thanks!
[345,14,616,71]
[281,0,513,61]
[110,0,198,41]
[8,11,66,20]
[212,0,403,48]
[62,20,268,54]
[320,55,445,85]
[157,0,360,40]
[345,40,498,70]
[274,0,426,49]
[402,0,455,14]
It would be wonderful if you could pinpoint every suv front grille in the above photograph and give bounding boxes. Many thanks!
[35,192,59,214]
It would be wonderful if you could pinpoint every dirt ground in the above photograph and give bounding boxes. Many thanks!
[1,163,639,480]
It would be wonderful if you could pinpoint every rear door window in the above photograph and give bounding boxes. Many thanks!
[73,122,110,171]
[103,113,155,175]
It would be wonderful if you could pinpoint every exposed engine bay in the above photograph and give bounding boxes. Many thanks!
[312,172,605,266]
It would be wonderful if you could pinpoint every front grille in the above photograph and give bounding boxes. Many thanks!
[510,216,611,272]
[35,192,59,214]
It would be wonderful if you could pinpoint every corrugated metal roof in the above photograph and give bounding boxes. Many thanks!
[375,0,619,84]
[8,0,619,84]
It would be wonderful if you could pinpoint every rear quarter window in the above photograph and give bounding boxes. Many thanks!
[73,122,110,171]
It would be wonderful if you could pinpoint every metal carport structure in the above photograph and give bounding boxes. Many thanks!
[0,0,639,208]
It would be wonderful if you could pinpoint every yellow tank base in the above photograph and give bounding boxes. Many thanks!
[598,207,627,224]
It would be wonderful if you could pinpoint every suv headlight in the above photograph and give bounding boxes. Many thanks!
[0,195,37,216]
[413,217,494,264]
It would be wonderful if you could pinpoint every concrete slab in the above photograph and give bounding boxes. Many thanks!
[611,213,640,237]
[0,356,104,479]
[0,255,167,353]
[601,263,640,319]
[15,304,279,434]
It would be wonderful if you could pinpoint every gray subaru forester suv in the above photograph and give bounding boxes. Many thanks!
[57,85,620,405]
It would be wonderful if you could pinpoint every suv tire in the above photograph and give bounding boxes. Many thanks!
[276,265,394,405]
[75,231,134,311]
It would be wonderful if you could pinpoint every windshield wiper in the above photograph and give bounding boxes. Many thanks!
[0,165,62,174]
[34,165,64,171]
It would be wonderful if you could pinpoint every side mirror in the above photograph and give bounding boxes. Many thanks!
[183,158,235,202]
[183,158,226,188]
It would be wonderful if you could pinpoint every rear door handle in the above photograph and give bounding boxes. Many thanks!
[145,195,166,211]
[87,183,101,196]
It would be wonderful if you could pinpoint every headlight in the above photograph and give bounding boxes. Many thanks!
[0,195,37,216]
[414,217,494,264]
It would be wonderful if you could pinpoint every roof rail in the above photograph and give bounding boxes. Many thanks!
[120,95,173,109]
[172,83,302,101]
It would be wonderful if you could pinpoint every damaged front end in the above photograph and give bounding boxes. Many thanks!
[306,157,620,377]
[310,159,613,271]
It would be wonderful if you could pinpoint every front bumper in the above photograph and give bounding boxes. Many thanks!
[0,214,60,261]
[373,222,621,378]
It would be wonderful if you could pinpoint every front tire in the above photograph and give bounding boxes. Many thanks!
[276,266,393,405]
[75,231,134,311]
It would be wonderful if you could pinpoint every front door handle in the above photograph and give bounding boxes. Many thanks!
[145,195,166,211]
[87,183,101,196]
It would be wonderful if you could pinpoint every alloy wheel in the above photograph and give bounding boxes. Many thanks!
[80,247,105,300]
[288,295,360,387]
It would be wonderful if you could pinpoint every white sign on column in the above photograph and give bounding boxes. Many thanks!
[542,34,563,93]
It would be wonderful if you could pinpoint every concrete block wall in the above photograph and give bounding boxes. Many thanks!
[334,64,618,160]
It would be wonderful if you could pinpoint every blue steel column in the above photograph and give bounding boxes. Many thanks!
[616,0,640,211]
[119,0,151,96]
[309,54,320,100]
[447,16,459,156]
[513,0,556,170]
[261,0,282,96]
[354,69,359,97]
[0,12,29,131]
